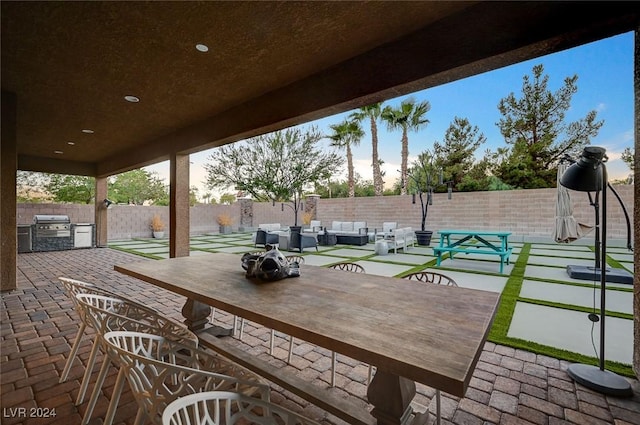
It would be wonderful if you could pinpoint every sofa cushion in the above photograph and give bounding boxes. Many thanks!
[331,221,342,231]
[258,223,281,232]
[382,222,397,233]
[353,221,367,231]
[341,222,354,232]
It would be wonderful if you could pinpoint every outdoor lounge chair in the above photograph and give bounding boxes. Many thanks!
[289,228,318,253]
[254,229,279,247]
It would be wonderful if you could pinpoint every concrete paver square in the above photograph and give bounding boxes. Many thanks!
[609,252,634,264]
[435,257,514,275]
[134,247,170,254]
[529,248,595,259]
[420,268,507,293]
[524,265,632,289]
[527,255,594,267]
[520,280,633,314]
[192,243,234,249]
[508,302,633,364]
[353,261,413,277]
[298,255,346,267]
[113,243,167,249]
[322,248,373,259]
[215,246,259,254]
[371,252,431,265]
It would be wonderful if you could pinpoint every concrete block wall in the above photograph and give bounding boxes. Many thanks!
[17,203,94,225]
[16,185,633,242]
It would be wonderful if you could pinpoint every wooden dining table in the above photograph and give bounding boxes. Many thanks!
[115,252,500,425]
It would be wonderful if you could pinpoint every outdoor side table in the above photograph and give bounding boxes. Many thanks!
[278,233,290,250]
[317,232,337,246]
[375,239,389,255]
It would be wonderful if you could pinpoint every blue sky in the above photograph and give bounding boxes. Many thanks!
[147,31,634,199]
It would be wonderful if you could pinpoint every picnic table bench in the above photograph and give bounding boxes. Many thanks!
[434,230,512,273]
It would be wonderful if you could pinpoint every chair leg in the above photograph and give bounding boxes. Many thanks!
[59,321,86,383]
[435,389,441,425]
[238,317,244,341]
[103,368,126,425]
[269,329,276,355]
[287,336,294,364]
[331,352,337,387]
[368,364,373,384]
[75,336,100,405]
[82,355,112,425]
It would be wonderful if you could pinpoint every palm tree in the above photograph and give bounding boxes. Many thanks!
[382,98,431,195]
[350,102,384,196]
[327,120,364,198]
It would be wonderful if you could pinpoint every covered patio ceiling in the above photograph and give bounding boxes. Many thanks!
[2,1,638,178]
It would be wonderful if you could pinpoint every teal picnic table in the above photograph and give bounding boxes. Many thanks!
[434,230,513,273]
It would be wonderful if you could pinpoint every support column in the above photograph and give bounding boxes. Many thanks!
[170,153,190,258]
[1,91,17,292]
[305,194,321,220]
[239,197,253,231]
[95,177,109,247]
[633,26,639,379]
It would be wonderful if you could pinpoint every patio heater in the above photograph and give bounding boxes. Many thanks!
[559,146,633,397]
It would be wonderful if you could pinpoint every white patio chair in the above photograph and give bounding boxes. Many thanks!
[162,391,320,425]
[102,331,271,425]
[57,277,133,384]
[75,293,199,425]
[402,271,458,286]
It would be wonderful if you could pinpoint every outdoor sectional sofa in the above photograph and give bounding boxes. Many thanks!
[326,221,369,245]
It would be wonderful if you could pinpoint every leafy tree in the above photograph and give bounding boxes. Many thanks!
[493,64,603,188]
[350,102,385,196]
[109,169,167,205]
[433,117,486,190]
[406,151,439,231]
[457,150,496,192]
[204,126,343,225]
[202,192,213,204]
[313,174,375,198]
[46,174,95,204]
[17,171,52,202]
[382,98,431,195]
[621,147,634,172]
[219,193,236,205]
[189,186,199,206]
[326,119,364,198]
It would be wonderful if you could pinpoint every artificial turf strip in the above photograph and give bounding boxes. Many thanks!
[486,242,634,377]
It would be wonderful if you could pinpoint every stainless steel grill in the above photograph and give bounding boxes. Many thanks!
[33,214,71,238]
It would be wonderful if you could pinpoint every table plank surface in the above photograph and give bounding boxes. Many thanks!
[115,253,500,397]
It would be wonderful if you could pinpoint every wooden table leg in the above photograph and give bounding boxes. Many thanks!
[366,369,428,425]
[181,298,233,336]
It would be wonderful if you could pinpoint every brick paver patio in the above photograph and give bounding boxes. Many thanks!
[2,248,639,425]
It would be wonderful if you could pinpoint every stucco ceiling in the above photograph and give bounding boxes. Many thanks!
[2,1,638,177]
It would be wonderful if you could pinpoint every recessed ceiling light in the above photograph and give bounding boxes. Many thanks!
[67,141,75,146]
[124,95,140,103]
[196,43,209,52]
[81,129,94,134]
[54,150,63,154]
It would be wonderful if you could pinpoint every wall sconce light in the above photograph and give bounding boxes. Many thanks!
[103,199,113,209]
